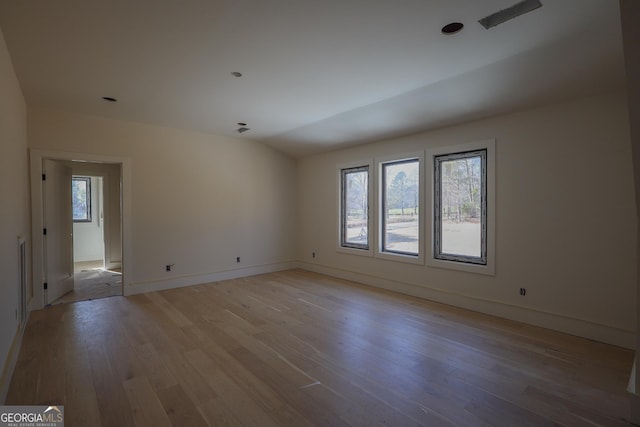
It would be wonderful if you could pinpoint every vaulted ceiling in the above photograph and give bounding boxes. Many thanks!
[0,0,625,157]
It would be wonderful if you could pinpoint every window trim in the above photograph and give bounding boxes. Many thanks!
[426,140,495,275]
[72,176,92,223]
[376,152,424,265]
[337,160,373,257]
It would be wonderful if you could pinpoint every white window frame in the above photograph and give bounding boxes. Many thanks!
[376,152,424,265]
[337,160,374,257]
[426,140,495,275]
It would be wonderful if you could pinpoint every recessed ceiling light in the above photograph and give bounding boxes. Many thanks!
[441,22,464,35]
[102,96,117,102]
[231,71,243,77]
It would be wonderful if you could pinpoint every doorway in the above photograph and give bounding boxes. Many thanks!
[30,150,130,310]
[51,174,123,304]
[44,161,124,305]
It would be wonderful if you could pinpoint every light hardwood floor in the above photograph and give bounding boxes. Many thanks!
[52,268,123,305]
[7,270,634,426]
[74,260,105,273]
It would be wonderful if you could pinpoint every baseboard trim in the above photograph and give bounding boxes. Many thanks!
[106,261,122,271]
[126,261,298,295]
[123,259,634,348]
[0,316,28,404]
[298,261,635,349]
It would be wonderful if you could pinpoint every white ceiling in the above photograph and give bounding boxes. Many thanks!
[0,0,625,157]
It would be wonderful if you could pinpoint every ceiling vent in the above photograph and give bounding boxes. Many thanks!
[478,0,542,29]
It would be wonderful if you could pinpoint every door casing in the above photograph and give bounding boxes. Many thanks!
[30,149,132,310]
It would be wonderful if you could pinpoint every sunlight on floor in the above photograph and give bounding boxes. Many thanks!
[52,261,122,305]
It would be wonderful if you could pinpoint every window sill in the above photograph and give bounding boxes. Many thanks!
[376,250,424,265]
[426,256,495,275]
[336,245,373,257]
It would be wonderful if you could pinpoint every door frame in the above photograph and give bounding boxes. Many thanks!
[30,149,132,310]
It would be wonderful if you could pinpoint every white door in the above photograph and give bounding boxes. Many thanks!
[43,159,74,303]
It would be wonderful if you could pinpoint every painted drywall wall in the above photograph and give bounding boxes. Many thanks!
[28,108,297,292]
[297,90,637,348]
[0,26,28,400]
[620,0,640,418]
[72,176,104,263]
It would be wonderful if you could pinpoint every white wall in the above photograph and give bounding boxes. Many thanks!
[0,26,29,400]
[72,176,104,263]
[620,0,640,418]
[297,90,637,348]
[28,108,298,293]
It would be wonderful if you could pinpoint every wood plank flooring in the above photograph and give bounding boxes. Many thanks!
[6,269,635,426]
[52,268,123,305]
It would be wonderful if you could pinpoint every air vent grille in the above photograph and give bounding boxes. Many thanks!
[479,0,542,29]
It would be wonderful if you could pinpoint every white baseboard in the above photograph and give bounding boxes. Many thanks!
[298,261,635,349]
[125,261,298,296]
[106,261,122,271]
[121,258,634,349]
[0,315,29,404]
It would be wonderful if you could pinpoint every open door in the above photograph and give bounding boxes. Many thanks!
[43,159,74,303]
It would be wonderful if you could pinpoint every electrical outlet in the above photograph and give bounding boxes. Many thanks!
[519,288,526,296]
[236,257,240,263]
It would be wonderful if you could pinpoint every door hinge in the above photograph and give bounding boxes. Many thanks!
[43,228,47,236]
[43,282,48,290]
[42,174,46,181]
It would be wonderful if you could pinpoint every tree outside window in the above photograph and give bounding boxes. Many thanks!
[434,150,486,264]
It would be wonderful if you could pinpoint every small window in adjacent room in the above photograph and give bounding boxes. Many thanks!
[340,166,369,250]
[381,158,420,256]
[72,176,91,222]
[434,149,487,264]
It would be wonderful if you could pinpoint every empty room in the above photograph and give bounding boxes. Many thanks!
[1,0,640,425]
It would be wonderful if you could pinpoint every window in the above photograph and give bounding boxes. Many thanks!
[381,158,420,256]
[427,139,494,274]
[434,150,486,264]
[340,166,369,250]
[72,176,91,222]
